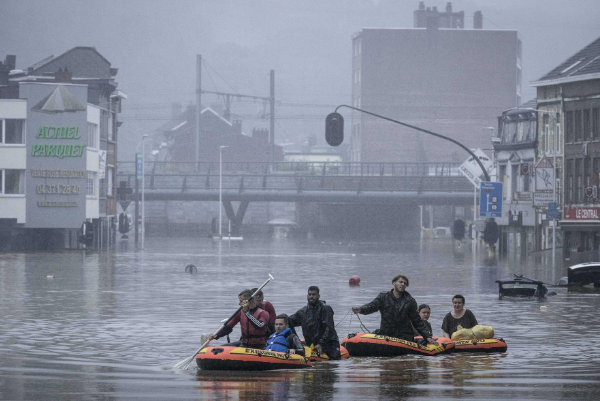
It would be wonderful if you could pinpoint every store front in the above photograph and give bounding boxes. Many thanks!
[561,206,600,264]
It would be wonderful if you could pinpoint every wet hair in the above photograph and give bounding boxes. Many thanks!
[418,304,430,312]
[238,289,253,300]
[308,286,320,294]
[275,313,289,325]
[452,294,466,304]
[392,274,409,286]
[250,288,263,297]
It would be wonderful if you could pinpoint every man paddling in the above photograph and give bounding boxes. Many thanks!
[209,289,270,349]
[352,274,437,344]
[289,286,341,360]
[264,314,305,355]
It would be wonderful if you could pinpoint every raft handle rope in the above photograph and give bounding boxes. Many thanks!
[355,312,371,333]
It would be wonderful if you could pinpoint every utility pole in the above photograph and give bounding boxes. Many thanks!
[196,54,202,169]
[270,70,275,165]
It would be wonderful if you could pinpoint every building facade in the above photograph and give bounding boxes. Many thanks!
[0,48,125,249]
[531,36,600,264]
[351,2,521,163]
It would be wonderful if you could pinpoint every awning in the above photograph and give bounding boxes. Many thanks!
[559,221,600,232]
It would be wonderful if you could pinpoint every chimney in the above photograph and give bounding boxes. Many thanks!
[414,1,427,28]
[55,67,73,83]
[474,11,483,29]
[446,2,452,13]
[232,119,242,135]
[171,102,182,119]
[5,55,16,71]
[252,128,268,144]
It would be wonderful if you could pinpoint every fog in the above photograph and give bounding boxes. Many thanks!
[1,0,599,160]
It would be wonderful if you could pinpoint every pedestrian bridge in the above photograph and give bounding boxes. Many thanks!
[116,161,474,205]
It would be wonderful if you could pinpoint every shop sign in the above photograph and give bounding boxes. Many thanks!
[533,192,555,207]
[21,83,88,229]
[563,206,600,220]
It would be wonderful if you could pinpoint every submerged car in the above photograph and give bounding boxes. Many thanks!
[495,275,548,299]
[567,262,600,287]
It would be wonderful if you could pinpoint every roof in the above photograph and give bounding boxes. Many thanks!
[532,36,600,86]
[495,275,543,285]
[27,47,113,80]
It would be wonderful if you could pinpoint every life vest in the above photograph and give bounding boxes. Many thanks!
[264,328,291,352]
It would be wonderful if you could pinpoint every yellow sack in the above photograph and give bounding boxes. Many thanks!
[471,325,494,339]
[451,325,476,340]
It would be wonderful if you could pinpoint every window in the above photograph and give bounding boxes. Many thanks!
[566,111,574,143]
[575,110,582,141]
[523,164,530,192]
[87,123,98,149]
[0,169,25,194]
[511,164,519,198]
[107,167,113,197]
[543,114,549,153]
[576,159,582,203]
[499,165,507,200]
[584,109,591,140]
[567,160,574,203]
[0,119,25,144]
[556,113,561,153]
[593,108,599,139]
[87,172,96,196]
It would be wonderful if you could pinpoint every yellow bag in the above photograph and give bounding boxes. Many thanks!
[451,325,476,340]
[471,325,494,339]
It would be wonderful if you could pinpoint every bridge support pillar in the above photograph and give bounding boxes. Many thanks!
[222,200,249,237]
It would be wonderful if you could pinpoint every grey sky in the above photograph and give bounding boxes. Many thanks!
[1,0,599,158]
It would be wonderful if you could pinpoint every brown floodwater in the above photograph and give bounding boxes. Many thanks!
[1,238,599,400]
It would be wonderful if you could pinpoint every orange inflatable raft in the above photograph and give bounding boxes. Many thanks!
[342,333,454,357]
[196,346,312,370]
[307,345,351,362]
[415,336,508,353]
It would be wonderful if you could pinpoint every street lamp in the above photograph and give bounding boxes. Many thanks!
[219,145,229,237]
[136,134,150,250]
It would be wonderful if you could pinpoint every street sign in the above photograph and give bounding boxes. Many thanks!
[479,181,503,218]
[459,149,493,188]
[533,192,555,207]
[535,156,555,191]
[547,202,560,220]
[136,153,143,180]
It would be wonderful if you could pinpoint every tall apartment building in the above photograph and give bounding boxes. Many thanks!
[0,48,125,249]
[350,2,521,163]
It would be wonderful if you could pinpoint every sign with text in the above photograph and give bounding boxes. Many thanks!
[21,83,88,228]
[547,202,560,220]
[535,156,555,191]
[459,149,493,188]
[563,206,600,221]
[479,181,503,218]
[533,192,556,207]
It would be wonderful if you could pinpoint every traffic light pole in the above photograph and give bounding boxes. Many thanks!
[332,104,491,181]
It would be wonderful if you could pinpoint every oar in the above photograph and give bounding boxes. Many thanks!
[172,273,275,369]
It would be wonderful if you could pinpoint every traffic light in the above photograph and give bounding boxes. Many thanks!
[325,112,344,146]
[483,221,499,244]
[453,219,466,240]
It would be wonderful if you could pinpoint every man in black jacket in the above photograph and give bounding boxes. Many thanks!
[289,286,341,360]
[352,274,436,344]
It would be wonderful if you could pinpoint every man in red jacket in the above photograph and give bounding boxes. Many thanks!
[251,287,276,334]
[209,289,270,349]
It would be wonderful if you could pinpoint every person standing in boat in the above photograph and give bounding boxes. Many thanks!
[441,294,478,338]
[264,314,305,355]
[209,289,270,349]
[412,304,433,337]
[289,286,341,360]
[251,287,277,335]
[352,274,436,344]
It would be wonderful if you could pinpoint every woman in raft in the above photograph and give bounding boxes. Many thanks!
[441,294,478,338]
[412,304,433,337]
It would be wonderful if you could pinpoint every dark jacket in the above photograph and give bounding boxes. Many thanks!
[359,289,432,341]
[289,300,339,347]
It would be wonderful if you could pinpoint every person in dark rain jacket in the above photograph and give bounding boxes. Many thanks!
[289,286,341,360]
[352,274,436,344]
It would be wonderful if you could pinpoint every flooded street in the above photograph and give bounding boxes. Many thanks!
[1,237,600,400]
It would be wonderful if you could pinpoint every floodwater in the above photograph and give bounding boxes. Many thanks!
[1,237,599,400]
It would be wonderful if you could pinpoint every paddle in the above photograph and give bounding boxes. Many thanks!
[172,273,275,369]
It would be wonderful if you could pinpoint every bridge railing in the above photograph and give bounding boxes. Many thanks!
[116,161,462,177]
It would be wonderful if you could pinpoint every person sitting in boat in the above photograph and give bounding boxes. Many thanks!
[251,287,277,334]
[352,274,436,344]
[441,294,478,338]
[209,289,270,349]
[412,304,433,337]
[264,314,305,355]
[289,286,341,360]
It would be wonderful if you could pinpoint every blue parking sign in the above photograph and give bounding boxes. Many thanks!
[480,182,503,218]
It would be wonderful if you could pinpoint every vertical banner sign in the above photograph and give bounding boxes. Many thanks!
[21,83,88,228]
[480,181,503,218]
[98,149,107,179]
[136,153,143,180]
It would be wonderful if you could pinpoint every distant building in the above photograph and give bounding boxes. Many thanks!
[151,104,282,170]
[531,35,600,264]
[0,48,125,249]
[493,99,537,256]
[351,2,521,163]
